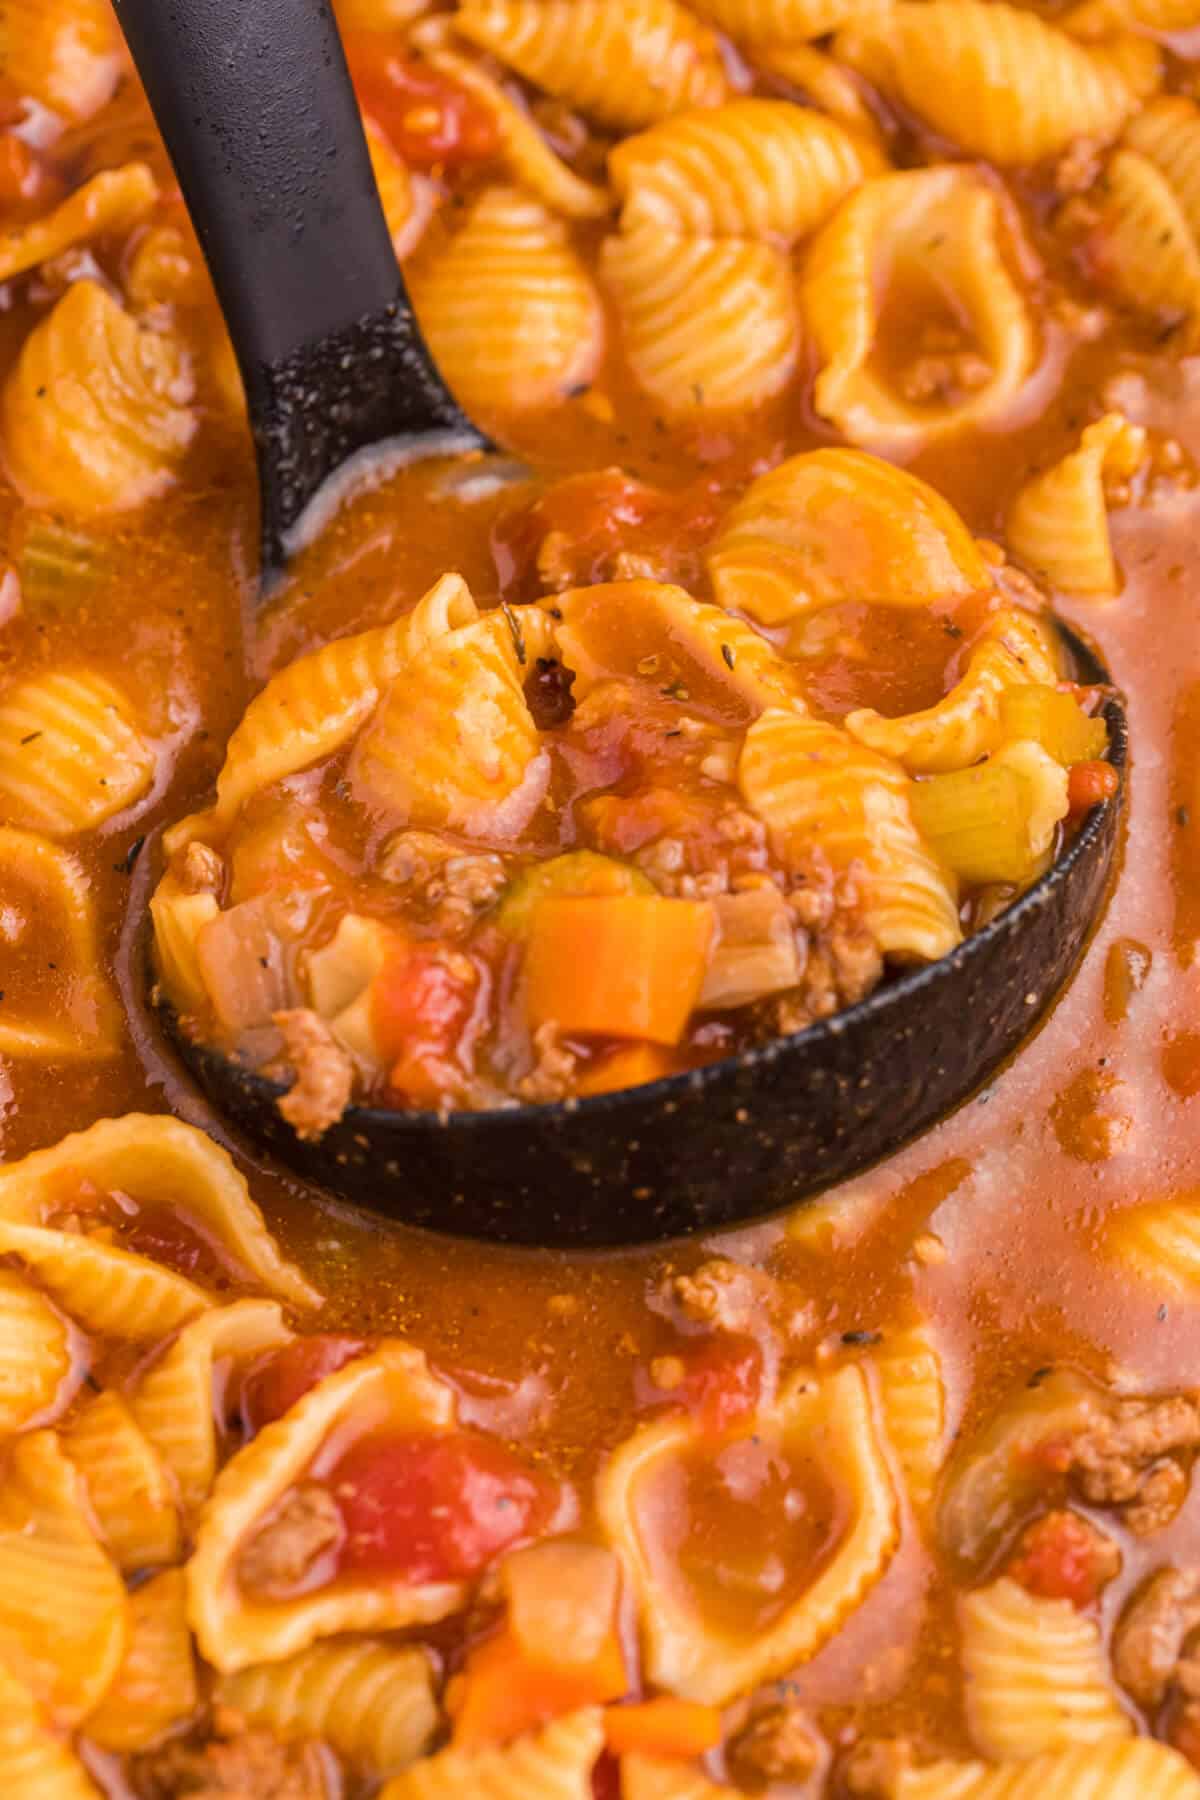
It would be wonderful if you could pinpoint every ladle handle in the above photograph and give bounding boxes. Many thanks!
[112,0,485,581]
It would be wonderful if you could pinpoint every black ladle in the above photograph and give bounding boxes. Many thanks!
[162,645,1124,1248]
[116,1,1126,1246]
[112,0,488,586]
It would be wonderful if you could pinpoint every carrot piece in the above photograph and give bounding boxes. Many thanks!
[449,1625,628,1747]
[604,1698,724,1758]
[576,1044,680,1096]
[523,895,715,1045]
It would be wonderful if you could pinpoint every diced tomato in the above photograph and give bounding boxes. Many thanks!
[332,1431,562,1583]
[240,1335,370,1431]
[117,1202,251,1291]
[1067,760,1119,814]
[1006,1510,1117,1608]
[1026,1432,1075,1477]
[348,52,501,167]
[592,1751,623,1800]
[643,1334,764,1438]
[373,947,478,1107]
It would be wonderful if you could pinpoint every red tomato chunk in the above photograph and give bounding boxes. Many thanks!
[331,1432,561,1584]
[643,1334,764,1439]
[1006,1509,1119,1608]
[373,946,480,1106]
[350,54,501,167]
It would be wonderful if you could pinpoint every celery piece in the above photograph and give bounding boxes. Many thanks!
[999,685,1108,766]
[912,762,1038,886]
[913,740,1070,887]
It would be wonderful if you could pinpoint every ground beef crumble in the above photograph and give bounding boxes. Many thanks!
[1114,1567,1200,1710]
[235,1482,344,1599]
[270,1009,355,1143]
[378,830,508,935]
[133,1711,336,1799]
[727,1696,822,1787]
[516,1020,578,1103]
[842,1737,916,1796]
[1069,1391,1200,1532]
[181,841,225,897]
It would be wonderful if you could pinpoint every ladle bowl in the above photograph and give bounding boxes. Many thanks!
[159,668,1125,1248]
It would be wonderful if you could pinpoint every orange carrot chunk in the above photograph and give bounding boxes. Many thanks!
[604,1697,724,1758]
[523,895,715,1044]
[449,1624,628,1747]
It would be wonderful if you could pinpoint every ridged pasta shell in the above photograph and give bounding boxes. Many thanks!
[892,1742,1200,1799]
[872,1316,947,1513]
[216,1640,438,1775]
[0,826,121,1060]
[740,711,962,962]
[0,1270,73,1432]
[707,448,991,628]
[1090,149,1200,341]
[960,1578,1132,1761]
[60,1390,181,1572]
[456,0,728,129]
[0,1113,319,1309]
[1105,1196,1200,1294]
[549,579,805,716]
[846,608,1063,774]
[610,99,881,240]
[597,1363,899,1704]
[188,1345,461,1671]
[687,0,889,41]
[350,610,548,837]
[379,1708,605,1800]
[741,42,888,151]
[0,1432,128,1724]
[84,1569,198,1752]
[410,26,610,219]
[0,667,155,835]
[409,187,603,418]
[0,1223,210,1342]
[131,1300,293,1513]
[1122,97,1200,255]
[365,120,435,259]
[600,227,799,418]
[165,573,478,848]
[0,1660,102,1800]
[1007,412,1147,597]
[0,0,122,122]
[837,3,1155,163]
[2,280,196,515]
[0,163,157,284]
[803,167,1036,454]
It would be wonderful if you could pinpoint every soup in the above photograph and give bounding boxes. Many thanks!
[1,0,1199,1796]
